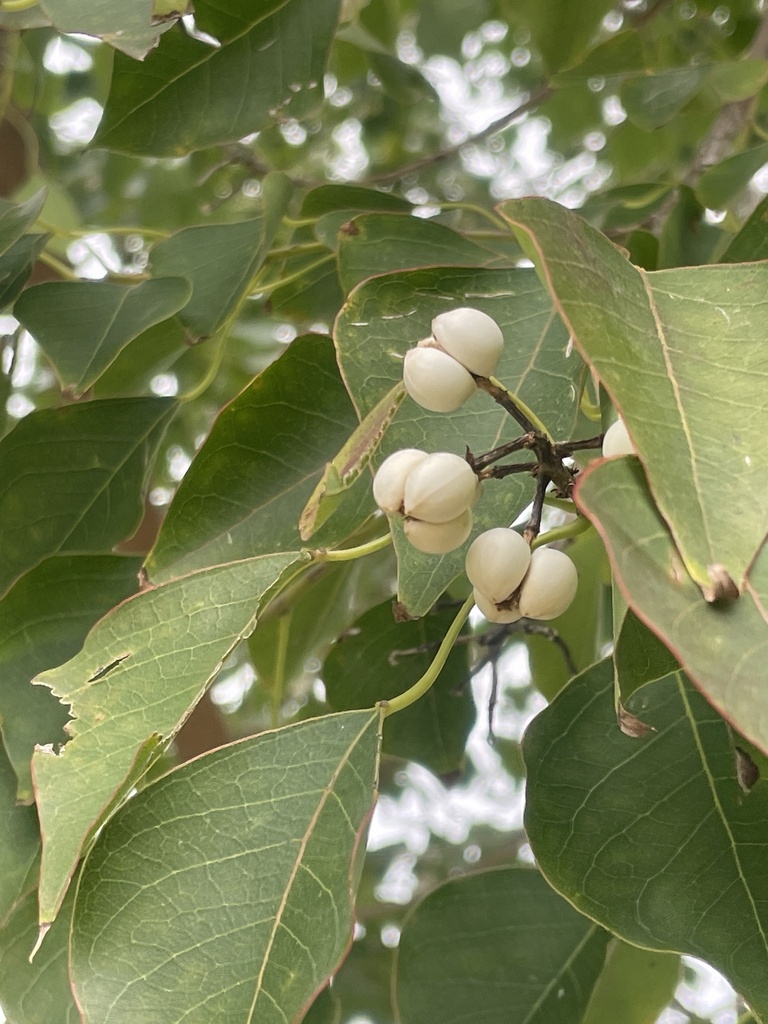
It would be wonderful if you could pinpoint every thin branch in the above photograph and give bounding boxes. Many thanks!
[479,460,538,481]
[467,434,534,471]
[363,83,553,185]
[524,471,550,543]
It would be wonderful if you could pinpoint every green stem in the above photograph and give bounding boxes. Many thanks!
[266,241,326,261]
[531,516,591,550]
[253,254,334,294]
[180,329,228,403]
[37,251,79,281]
[543,495,578,513]
[0,0,38,10]
[487,375,552,439]
[35,219,170,240]
[271,610,291,728]
[311,532,392,563]
[382,594,474,717]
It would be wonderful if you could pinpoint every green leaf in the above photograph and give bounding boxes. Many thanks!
[708,59,768,102]
[335,266,582,615]
[501,196,768,596]
[15,277,192,395]
[0,554,141,803]
[337,213,502,293]
[394,867,611,1023]
[148,173,292,339]
[614,606,678,704]
[511,0,615,72]
[96,1,339,156]
[0,397,175,599]
[0,233,48,312]
[582,941,680,1024]
[721,194,768,262]
[620,67,710,131]
[39,0,170,59]
[32,550,306,924]
[657,185,723,268]
[324,601,474,776]
[696,143,768,210]
[0,190,46,260]
[552,31,645,83]
[147,335,374,583]
[300,382,405,541]
[0,741,39,926]
[524,659,768,1018]
[300,185,412,220]
[575,457,768,756]
[0,887,79,1024]
[70,709,382,1024]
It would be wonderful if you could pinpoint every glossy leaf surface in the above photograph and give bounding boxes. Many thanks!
[71,710,382,1024]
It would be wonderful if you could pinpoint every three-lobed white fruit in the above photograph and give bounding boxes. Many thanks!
[602,417,636,458]
[472,586,521,624]
[403,346,475,413]
[465,527,531,604]
[431,307,504,377]
[517,547,578,621]
[403,452,478,524]
[372,448,428,514]
[405,510,473,554]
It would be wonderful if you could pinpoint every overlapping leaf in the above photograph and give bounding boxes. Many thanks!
[394,867,611,1023]
[32,551,306,924]
[39,0,174,59]
[576,457,768,754]
[147,335,374,583]
[582,942,680,1024]
[0,398,175,598]
[70,710,382,1024]
[0,191,45,259]
[15,277,191,395]
[323,601,474,776]
[0,233,48,311]
[0,743,39,927]
[0,554,141,802]
[335,266,582,614]
[502,197,768,595]
[96,0,339,155]
[524,659,768,1018]
[148,173,292,340]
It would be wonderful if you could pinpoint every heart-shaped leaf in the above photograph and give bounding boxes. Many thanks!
[70,710,382,1024]
[502,196,768,597]
[32,551,306,924]
[524,659,768,1018]
[394,867,611,1023]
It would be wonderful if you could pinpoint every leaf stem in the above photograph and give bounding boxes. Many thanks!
[252,253,334,294]
[482,374,552,438]
[0,0,39,10]
[35,219,170,240]
[531,516,591,550]
[382,594,474,717]
[271,610,291,728]
[37,251,79,281]
[311,532,392,562]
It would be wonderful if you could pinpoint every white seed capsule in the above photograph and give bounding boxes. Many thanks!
[431,307,504,377]
[403,452,479,524]
[404,509,473,554]
[472,587,522,624]
[465,528,531,604]
[518,547,578,621]
[602,418,636,458]
[372,448,428,514]
[403,346,476,413]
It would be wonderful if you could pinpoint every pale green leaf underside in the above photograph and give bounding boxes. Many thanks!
[32,551,306,924]
[71,710,381,1024]
[334,266,582,615]
[394,867,611,1024]
[524,660,768,1018]
[502,197,768,592]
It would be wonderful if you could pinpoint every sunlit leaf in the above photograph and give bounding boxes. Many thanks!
[32,550,307,924]
[15,277,192,395]
[394,867,611,1023]
[524,659,768,1018]
[502,196,768,596]
[71,710,382,1024]
[0,554,141,802]
[96,1,339,155]
[582,941,680,1024]
[0,398,175,599]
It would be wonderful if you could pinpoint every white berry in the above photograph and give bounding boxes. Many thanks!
[465,528,531,604]
[404,509,473,554]
[403,452,478,524]
[602,418,636,458]
[403,346,475,413]
[518,547,578,621]
[431,307,504,377]
[472,587,522,624]
[372,448,428,514]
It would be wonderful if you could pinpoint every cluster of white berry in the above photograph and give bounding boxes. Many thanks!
[371,306,586,625]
